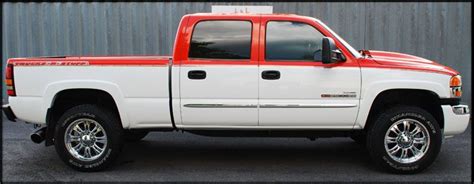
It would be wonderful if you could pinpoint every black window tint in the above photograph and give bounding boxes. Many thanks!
[266,21,325,61]
[189,21,252,59]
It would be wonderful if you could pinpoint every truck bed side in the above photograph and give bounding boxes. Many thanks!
[7,56,173,129]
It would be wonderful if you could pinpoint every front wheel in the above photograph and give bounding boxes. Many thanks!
[54,104,124,172]
[367,106,442,174]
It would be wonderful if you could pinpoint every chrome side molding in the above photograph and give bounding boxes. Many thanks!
[260,104,357,108]
[184,104,257,108]
[183,103,357,108]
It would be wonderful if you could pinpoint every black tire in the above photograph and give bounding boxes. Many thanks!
[367,105,442,174]
[54,104,124,172]
[350,133,367,146]
[124,130,149,142]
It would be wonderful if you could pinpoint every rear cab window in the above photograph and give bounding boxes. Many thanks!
[189,20,252,60]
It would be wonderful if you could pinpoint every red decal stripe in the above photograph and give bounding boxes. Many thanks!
[10,60,169,66]
[13,61,90,66]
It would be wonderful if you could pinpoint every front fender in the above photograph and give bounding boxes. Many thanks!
[355,79,449,129]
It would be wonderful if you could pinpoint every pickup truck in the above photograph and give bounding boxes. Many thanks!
[3,13,470,174]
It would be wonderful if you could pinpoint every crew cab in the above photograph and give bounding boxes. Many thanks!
[3,13,470,173]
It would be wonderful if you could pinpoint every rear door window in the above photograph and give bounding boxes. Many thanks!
[189,20,252,60]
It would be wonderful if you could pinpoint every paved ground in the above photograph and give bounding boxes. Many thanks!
[2,116,471,182]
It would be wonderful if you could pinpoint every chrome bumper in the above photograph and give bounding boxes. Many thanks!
[452,105,470,115]
[442,105,470,137]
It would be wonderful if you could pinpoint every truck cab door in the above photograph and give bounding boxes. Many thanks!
[257,17,361,128]
[177,16,260,127]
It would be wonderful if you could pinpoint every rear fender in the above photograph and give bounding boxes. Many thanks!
[43,80,130,128]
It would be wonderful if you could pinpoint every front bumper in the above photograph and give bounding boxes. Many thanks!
[2,104,17,122]
[442,104,470,136]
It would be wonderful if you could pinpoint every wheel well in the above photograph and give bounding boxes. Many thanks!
[364,89,444,132]
[45,89,121,146]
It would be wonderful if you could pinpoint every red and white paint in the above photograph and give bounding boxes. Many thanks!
[5,13,469,137]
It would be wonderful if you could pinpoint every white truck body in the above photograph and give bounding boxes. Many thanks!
[7,57,469,136]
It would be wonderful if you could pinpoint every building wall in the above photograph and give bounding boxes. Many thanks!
[2,2,471,106]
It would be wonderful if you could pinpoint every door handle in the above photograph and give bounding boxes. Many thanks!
[262,70,280,80]
[188,70,206,80]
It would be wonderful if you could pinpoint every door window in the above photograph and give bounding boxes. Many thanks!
[189,20,252,60]
[266,21,325,61]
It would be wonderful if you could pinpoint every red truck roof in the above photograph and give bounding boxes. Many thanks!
[188,13,319,21]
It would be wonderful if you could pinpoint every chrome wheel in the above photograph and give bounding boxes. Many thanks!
[384,118,430,164]
[64,118,107,161]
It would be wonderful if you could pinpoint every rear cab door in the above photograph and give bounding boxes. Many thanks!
[257,15,361,128]
[176,14,260,127]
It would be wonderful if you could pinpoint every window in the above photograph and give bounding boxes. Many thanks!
[266,21,325,61]
[189,20,252,60]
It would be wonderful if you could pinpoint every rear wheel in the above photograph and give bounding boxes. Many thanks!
[367,105,442,174]
[54,104,124,172]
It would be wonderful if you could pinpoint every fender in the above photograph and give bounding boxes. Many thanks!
[354,79,448,129]
[43,80,130,128]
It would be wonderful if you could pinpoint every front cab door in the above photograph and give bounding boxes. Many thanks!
[258,16,361,128]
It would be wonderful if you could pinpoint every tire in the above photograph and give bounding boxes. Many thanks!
[54,104,124,172]
[124,130,149,142]
[367,105,442,174]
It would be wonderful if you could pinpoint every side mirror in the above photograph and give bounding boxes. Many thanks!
[321,37,342,64]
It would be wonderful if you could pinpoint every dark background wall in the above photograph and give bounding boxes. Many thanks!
[2,2,471,105]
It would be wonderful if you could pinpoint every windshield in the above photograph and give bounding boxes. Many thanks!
[314,19,362,58]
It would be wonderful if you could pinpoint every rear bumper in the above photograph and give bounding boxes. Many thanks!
[442,105,470,137]
[2,104,17,122]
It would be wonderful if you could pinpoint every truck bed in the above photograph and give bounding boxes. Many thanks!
[8,55,173,129]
